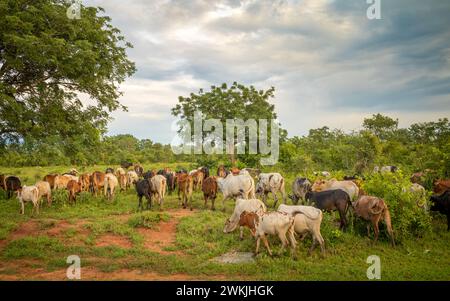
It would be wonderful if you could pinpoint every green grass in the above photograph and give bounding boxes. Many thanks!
[0,165,449,280]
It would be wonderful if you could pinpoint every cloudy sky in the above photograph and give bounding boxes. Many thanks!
[86,0,450,143]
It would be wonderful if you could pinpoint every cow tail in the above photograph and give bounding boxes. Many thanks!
[248,178,256,199]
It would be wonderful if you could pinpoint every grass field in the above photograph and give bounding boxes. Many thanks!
[0,164,449,280]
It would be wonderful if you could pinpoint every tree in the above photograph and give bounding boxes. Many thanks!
[0,0,136,146]
[171,82,283,166]
[363,113,398,140]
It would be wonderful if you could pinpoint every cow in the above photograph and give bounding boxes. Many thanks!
[430,190,450,231]
[202,176,218,210]
[79,173,91,192]
[217,165,228,178]
[127,171,139,188]
[143,170,156,180]
[240,168,261,178]
[255,173,287,207]
[35,181,52,206]
[230,167,240,175]
[135,179,153,211]
[407,183,428,210]
[64,168,78,176]
[4,176,21,199]
[311,179,359,200]
[115,167,126,178]
[313,171,331,177]
[118,173,128,192]
[200,167,210,179]
[121,161,133,169]
[278,204,325,255]
[289,178,312,205]
[352,196,395,246]
[433,179,450,195]
[374,166,398,173]
[191,170,204,191]
[104,173,119,201]
[67,180,82,204]
[306,189,352,230]
[150,175,166,208]
[17,185,40,215]
[43,174,58,189]
[178,173,193,210]
[223,197,267,240]
[134,164,144,177]
[238,211,297,256]
[410,172,425,184]
[216,174,256,211]
[105,167,114,174]
[90,171,105,196]
[54,174,78,190]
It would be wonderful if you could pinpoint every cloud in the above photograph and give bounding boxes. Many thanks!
[84,0,450,142]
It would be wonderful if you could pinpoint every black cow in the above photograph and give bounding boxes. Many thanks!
[430,190,450,231]
[4,176,22,199]
[121,161,133,169]
[200,167,210,179]
[306,189,352,230]
[143,170,156,180]
[135,179,153,211]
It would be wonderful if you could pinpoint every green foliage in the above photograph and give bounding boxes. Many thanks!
[128,212,170,229]
[362,172,432,242]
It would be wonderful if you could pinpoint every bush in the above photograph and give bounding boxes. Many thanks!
[362,171,432,242]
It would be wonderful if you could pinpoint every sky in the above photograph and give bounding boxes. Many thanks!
[85,0,450,143]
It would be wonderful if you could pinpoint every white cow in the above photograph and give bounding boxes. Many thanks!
[278,204,325,254]
[150,175,167,208]
[255,173,286,207]
[17,185,40,215]
[35,180,52,206]
[216,174,255,210]
[104,173,119,201]
[223,198,267,240]
[126,171,139,188]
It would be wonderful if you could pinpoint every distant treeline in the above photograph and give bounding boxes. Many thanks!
[1,114,449,177]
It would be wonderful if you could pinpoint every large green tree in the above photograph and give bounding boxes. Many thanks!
[0,0,136,146]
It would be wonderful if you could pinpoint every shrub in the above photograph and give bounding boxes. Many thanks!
[362,171,432,242]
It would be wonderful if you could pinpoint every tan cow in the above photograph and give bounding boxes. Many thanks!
[67,180,82,204]
[79,173,91,192]
[54,174,78,190]
[178,174,193,210]
[104,173,119,201]
[150,175,166,208]
[17,185,40,215]
[311,179,359,200]
[35,181,52,206]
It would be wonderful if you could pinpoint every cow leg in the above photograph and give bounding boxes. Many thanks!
[146,194,152,210]
[272,190,278,208]
[255,236,261,255]
[239,226,244,240]
[262,235,273,256]
[366,224,371,238]
[222,196,229,212]
[211,197,216,211]
[373,220,379,243]
[204,195,208,208]
[20,201,24,215]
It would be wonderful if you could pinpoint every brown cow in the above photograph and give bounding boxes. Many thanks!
[191,170,204,191]
[67,180,82,204]
[178,174,194,210]
[230,167,240,175]
[79,173,91,192]
[0,174,6,190]
[433,179,450,195]
[217,165,228,178]
[90,171,105,196]
[118,174,128,191]
[202,176,218,210]
[353,196,395,246]
[43,174,58,189]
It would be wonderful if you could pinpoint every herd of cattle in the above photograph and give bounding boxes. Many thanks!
[1,163,450,256]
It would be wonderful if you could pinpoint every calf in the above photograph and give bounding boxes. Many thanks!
[135,179,153,211]
[306,189,351,230]
[35,181,52,206]
[278,204,325,255]
[17,185,40,215]
[223,198,267,240]
[178,174,193,210]
[4,176,22,199]
[353,196,395,246]
[256,173,287,207]
[430,190,450,231]
[239,211,297,256]
[202,176,218,210]
[67,180,82,204]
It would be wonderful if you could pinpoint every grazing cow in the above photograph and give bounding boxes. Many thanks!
[127,171,139,188]
[313,171,331,177]
[311,179,359,200]
[67,180,82,204]
[230,167,240,175]
[121,161,133,169]
[430,190,450,231]
[223,197,267,240]
[150,175,166,208]
[433,179,450,195]
[105,167,114,174]
[202,176,218,210]
[255,173,287,207]
[374,166,397,173]
[79,173,91,192]
[104,173,119,201]
[43,174,58,189]
[118,174,128,192]
[134,164,144,177]
[289,178,312,205]
[135,179,153,210]
[90,171,105,196]
[278,204,325,254]
[17,185,40,215]
[238,211,297,256]
[54,174,78,190]
[353,196,395,246]
[306,189,352,230]
[216,174,256,211]
[178,174,193,210]
[217,165,228,178]
[35,181,52,206]
[4,176,22,199]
